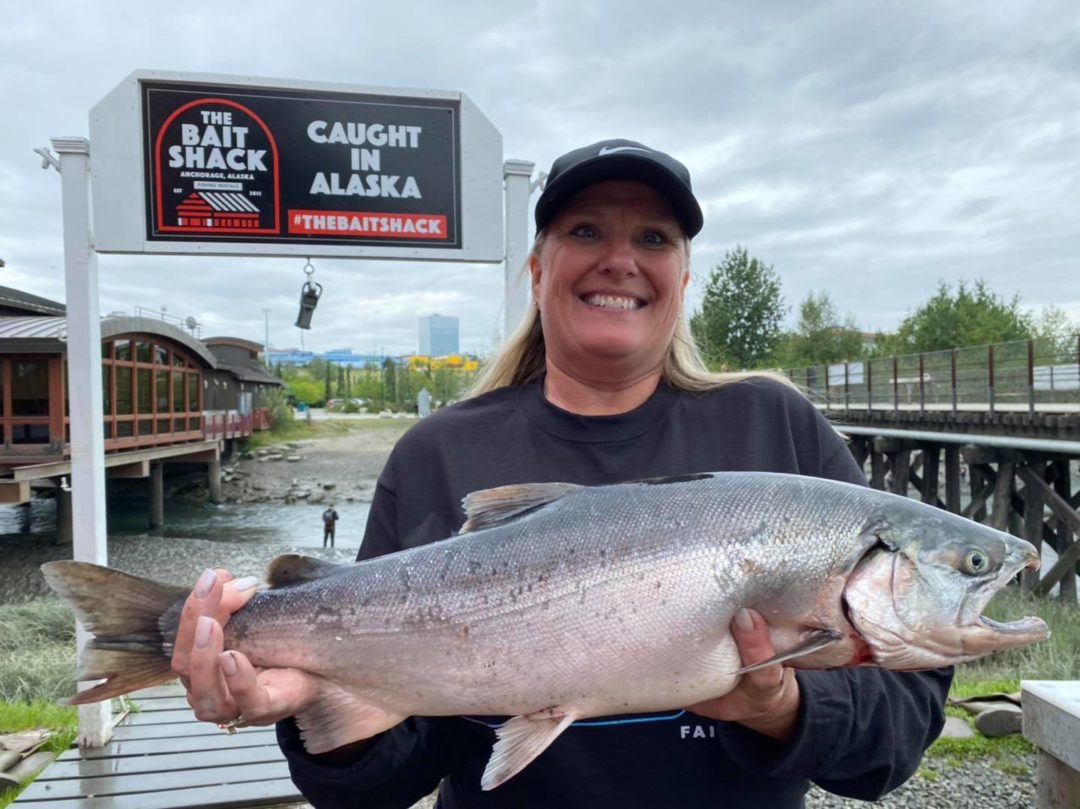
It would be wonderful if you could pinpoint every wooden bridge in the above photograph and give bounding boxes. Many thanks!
[784,336,1080,603]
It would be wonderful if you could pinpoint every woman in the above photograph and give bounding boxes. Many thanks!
[173,139,950,808]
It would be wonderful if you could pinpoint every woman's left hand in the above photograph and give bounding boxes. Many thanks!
[687,607,801,743]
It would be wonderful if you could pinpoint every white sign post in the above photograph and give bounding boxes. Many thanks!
[46,72,535,747]
[51,136,112,746]
[502,159,534,336]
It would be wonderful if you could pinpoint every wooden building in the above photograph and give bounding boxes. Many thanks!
[0,285,277,534]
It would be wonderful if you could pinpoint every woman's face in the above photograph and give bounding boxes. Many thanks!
[530,180,690,380]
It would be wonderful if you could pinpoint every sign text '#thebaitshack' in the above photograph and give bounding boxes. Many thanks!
[144,82,461,248]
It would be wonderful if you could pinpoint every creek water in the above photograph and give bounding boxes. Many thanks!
[0,495,372,551]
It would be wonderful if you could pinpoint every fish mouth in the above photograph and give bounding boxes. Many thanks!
[976,614,1049,637]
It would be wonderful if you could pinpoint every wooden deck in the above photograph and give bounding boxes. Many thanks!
[13,686,303,808]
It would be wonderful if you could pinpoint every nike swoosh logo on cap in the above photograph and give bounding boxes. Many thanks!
[598,145,652,156]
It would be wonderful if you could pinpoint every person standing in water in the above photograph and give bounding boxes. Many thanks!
[321,504,338,548]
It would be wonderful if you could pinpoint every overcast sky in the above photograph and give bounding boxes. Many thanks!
[2,1,1078,356]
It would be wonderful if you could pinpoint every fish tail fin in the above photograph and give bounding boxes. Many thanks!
[41,560,189,704]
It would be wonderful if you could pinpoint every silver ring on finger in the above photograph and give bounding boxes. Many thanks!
[216,715,249,735]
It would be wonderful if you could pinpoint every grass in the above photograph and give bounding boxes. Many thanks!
[0,600,80,807]
[0,600,77,704]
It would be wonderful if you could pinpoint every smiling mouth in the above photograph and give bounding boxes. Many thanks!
[581,293,644,310]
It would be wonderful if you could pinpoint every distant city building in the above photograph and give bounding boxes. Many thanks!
[419,314,459,356]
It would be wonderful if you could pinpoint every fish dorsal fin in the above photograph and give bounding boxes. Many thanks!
[461,482,580,533]
[482,707,578,790]
[266,554,350,587]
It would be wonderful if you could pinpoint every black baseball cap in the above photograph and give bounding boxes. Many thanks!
[534,139,704,238]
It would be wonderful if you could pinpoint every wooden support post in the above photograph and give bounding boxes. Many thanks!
[891,451,910,496]
[945,446,961,514]
[208,458,222,505]
[1018,465,1080,599]
[870,449,886,491]
[1052,459,1077,605]
[1023,460,1046,596]
[921,445,940,505]
[149,462,164,529]
[991,462,1015,532]
[969,464,988,523]
[56,487,73,545]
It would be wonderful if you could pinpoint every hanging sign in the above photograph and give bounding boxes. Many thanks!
[90,71,504,261]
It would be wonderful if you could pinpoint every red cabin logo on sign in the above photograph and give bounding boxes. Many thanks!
[152,98,279,235]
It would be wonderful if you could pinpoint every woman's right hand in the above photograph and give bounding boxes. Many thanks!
[171,568,323,729]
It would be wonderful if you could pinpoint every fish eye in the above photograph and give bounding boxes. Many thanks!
[963,549,990,575]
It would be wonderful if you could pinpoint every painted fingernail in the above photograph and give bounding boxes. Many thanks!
[194,569,217,598]
[195,616,213,648]
[231,576,259,591]
[219,651,238,676]
[735,608,754,633]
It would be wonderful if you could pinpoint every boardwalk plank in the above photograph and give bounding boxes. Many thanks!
[15,761,289,801]
[60,731,278,760]
[44,745,286,779]
[13,776,301,807]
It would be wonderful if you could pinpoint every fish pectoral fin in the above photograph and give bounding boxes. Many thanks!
[481,707,578,791]
[295,687,406,755]
[735,628,843,674]
[461,482,581,533]
[266,554,352,587]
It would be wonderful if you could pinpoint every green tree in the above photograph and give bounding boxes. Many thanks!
[336,365,346,397]
[772,292,865,367]
[382,358,398,409]
[324,361,333,403]
[1033,304,1079,358]
[892,279,1032,353]
[690,246,786,369]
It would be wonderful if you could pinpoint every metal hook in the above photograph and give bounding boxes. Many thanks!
[303,258,315,279]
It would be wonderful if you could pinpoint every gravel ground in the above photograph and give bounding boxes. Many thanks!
[806,758,1037,808]
[0,421,1042,808]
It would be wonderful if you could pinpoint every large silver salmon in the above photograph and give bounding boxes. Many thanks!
[43,471,1048,790]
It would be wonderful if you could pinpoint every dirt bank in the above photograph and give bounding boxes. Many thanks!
[221,418,416,506]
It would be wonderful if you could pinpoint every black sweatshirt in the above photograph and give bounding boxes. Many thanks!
[278,377,951,808]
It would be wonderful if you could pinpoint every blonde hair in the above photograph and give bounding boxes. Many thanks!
[466,231,792,398]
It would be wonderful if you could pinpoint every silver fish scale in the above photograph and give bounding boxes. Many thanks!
[224,473,888,718]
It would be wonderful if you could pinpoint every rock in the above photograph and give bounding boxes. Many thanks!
[285,442,302,449]
[240,451,255,460]
[286,455,303,462]
[939,716,976,738]
[256,448,271,456]
[322,483,336,490]
[295,490,311,499]
[267,454,284,462]
[308,492,326,504]
[974,705,1023,737]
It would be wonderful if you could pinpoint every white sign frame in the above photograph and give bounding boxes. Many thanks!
[90,70,505,262]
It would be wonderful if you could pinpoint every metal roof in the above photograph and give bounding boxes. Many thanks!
[213,362,284,386]
[0,316,218,367]
[0,286,65,316]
